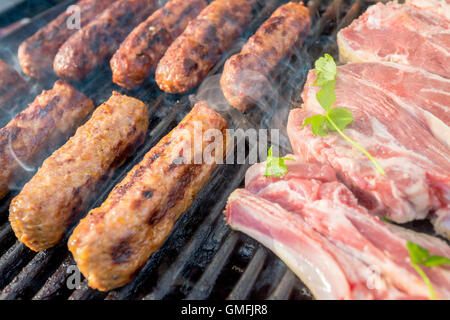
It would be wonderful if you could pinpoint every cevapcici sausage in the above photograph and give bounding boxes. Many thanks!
[155,0,253,94]
[54,0,159,81]
[111,0,207,90]
[0,80,94,200]
[68,101,228,291]
[9,92,149,251]
[0,59,29,109]
[18,0,115,78]
[220,2,310,111]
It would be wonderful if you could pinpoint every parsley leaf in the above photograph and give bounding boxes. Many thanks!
[407,242,431,265]
[422,256,450,267]
[406,241,450,300]
[316,80,336,112]
[313,54,337,86]
[407,242,450,267]
[327,107,353,131]
[381,216,394,223]
[302,114,328,136]
[302,54,385,175]
[264,146,294,178]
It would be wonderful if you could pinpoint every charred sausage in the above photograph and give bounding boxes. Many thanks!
[68,101,228,291]
[18,0,115,78]
[111,0,207,90]
[220,2,311,111]
[0,80,94,200]
[155,0,253,94]
[54,0,159,81]
[9,92,149,251]
[0,59,29,109]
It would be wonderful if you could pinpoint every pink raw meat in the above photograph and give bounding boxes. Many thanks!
[406,0,450,20]
[225,158,450,299]
[339,62,450,148]
[337,2,450,78]
[287,64,450,239]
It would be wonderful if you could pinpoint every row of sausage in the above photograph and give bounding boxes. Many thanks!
[18,0,310,111]
[0,0,311,291]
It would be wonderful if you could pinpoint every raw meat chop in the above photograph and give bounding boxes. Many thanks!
[337,2,450,78]
[287,63,450,239]
[225,158,450,299]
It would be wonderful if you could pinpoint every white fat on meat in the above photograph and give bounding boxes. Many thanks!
[288,62,450,238]
[224,158,450,299]
[405,0,450,20]
[337,2,450,78]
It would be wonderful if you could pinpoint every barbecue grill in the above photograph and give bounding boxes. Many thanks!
[0,0,414,300]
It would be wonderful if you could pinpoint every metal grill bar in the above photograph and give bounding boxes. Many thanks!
[184,232,240,300]
[267,270,297,300]
[32,255,73,300]
[227,247,267,300]
[0,242,34,289]
[0,223,13,254]
[0,244,67,300]
[334,0,362,34]
[68,279,106,300]
[248,255,289,299]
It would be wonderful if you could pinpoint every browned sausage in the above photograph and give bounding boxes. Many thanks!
[0,80,94,200]
[220,2,311,111]
[18,0,115,78]
[68,101,228,291]
[54,0,159,81]
[9,92,149,252]
[111,0,207,90]
[0,59,29,110]
[155,0,253,94]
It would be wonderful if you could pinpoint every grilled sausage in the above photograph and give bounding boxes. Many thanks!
[68,101,228,291]
[0,59,29,109]
[18,0,115,78]
[9,92,149,251]
[220,2,311,111]
[111,0,207,90]
[0,80,94,200]
[54,0,159,81]
[155,0,253,94]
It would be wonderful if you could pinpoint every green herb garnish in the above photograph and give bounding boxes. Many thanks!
[264,146,294,178]
[302,54,385,175]
[406,241,450,300]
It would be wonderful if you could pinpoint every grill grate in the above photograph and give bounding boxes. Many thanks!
[0,0,383,300]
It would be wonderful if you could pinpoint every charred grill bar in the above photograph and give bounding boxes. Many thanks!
[0,0,397,300]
